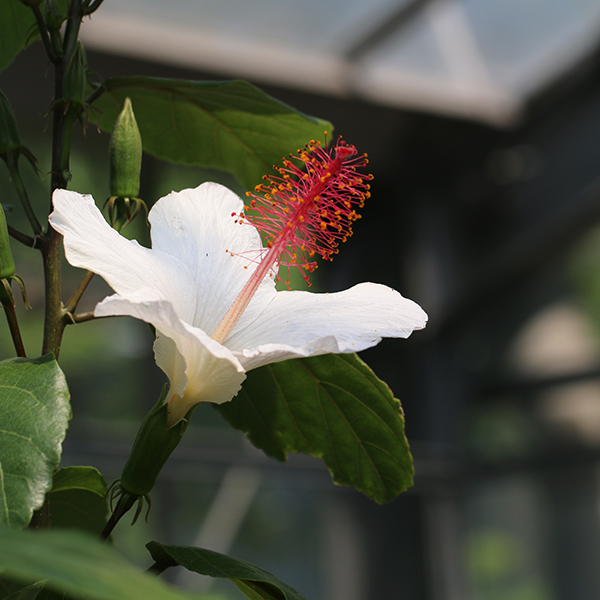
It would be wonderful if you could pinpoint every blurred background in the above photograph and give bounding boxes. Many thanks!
[3,0,600,598]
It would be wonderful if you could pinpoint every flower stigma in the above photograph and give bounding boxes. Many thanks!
[211,137,372,344]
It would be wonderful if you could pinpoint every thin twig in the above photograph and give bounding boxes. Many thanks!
[64,270,94,313]
[69,311,98,324]
[7,225,37,249]
[100,492,137,540]
[30,4,61,64]
[2,300,26,357]
[84,82,106,107]
[84,0,105,15]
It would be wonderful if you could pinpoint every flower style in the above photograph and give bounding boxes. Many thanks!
[50,146,427,427]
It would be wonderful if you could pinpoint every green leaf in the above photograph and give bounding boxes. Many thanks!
[216,354,413,503]
[0,355,70,529]
[147,542,306,600]
[0,530,219,600]
[0,1,35,74]
[0,577,43,600]
[90,77,332,190]
[48,467,108,535]
[50,466,107,496]
[0,0,70,74]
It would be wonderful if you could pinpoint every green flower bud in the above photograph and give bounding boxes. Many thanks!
[0,205,29,309]
[45,0,64,31]
[0,89,21,157]
[63,42,87,105]
[119,395,192,497]
[0,205,15,281]
[0,205,17,308]
[109,98,142,199]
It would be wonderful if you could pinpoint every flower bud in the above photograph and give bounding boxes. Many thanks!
[119,396,191,497]
[109,98,142,199]
[0,89,21,158]
[0,205,15,281]
[63,42,87,105]
[45,0,64,31]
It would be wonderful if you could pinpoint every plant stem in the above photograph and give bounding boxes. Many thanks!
[2,299,26,357]
[64,270,94,313]
[40,229,65,357]
[70,310,97,324]
[30,4,60,64]
[41,1,84,359]
[99,492,138,540]
[62,0,84,64]
[84,83,105,106]
[84,0,105,15]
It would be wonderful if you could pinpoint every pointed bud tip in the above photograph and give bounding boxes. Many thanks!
[109,98,142,198]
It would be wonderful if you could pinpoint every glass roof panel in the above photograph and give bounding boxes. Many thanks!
[99,0,409,53]
[464,0,600,92]
[80,0,600,126]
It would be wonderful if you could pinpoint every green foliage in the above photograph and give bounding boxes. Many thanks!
[0,578,43,600]
[0,355,70,529]
[147,542,307,600]
[0,1,36,74]
[90,78,332,190]
[48,467,108,535]
[0,0,68,73]
[0,529,220,600]
[50,466,107,496]
[0,89,20,155]
[216,353,414,504]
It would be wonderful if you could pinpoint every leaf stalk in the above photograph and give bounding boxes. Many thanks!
[1,296,26,357]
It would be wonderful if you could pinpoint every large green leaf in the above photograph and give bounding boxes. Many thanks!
[0,355,70,529]
[0,578,43,600]
[48,467,108,535]
[147,542,307,600]
[216,354,413,503]
[90,77,332,190]
[0,1,35,74]
[0,0,68,73]
[0,530,219,600]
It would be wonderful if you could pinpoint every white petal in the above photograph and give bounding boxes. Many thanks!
[227,282,428,371]
[147,182,268,334]
[50,185,266,333]
[52,184,427,416]
[50,189,186,305]
[95,294,246,424]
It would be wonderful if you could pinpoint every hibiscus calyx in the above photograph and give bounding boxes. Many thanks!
[119,393,193,497]
[101,391,194,537]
